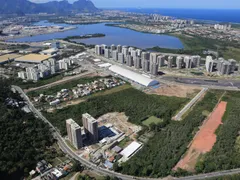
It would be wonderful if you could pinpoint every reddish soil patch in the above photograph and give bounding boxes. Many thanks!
[174,101,227,171]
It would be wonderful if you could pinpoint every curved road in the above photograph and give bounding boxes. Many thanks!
[12,85,240,180]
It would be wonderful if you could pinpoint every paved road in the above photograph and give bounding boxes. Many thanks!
[174,88,208,121]
[177,168,240,180]
[12,85,240,180]
[59,40,85,47]
[162,76,240,90]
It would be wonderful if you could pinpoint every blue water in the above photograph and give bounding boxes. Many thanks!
[110,8,240,23]
[8,21,183,49]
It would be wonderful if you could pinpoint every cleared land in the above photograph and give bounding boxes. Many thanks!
[147,84,200,98]
[174,101,227,172]
[142,116,163,126]
[98,112,141,139]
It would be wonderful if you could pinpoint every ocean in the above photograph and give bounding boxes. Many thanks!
[108,8,240,23]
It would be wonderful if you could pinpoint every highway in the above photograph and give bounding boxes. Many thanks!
[12,85,240,180]
[162,76,240,90]
[174,88,208,121]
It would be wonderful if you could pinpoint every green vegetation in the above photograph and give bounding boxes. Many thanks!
[142,116,163,127]
[115,90,222,177]
[173,33,240,61]
[63,33,105,41]
[0,43,29,50]
[146,46,205,56]
[77,174,120,180]
[191,72,204,76]
[27,76,105,97]
[118,137,131,148]
[232,23,240,29]
[220,47,240,61]
[148,33,240,61]
[92,84,131,96]
[44,88,187,136]
[196,91,240,173]
[0,79,57,179]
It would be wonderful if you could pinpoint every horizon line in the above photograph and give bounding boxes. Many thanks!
[99,7,240,10]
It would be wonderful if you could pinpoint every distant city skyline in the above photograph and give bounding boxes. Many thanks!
[29,0,240,9]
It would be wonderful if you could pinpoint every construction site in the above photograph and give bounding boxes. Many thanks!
[65,112,142,170]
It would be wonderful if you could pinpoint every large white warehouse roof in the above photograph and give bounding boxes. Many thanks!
[109,65,159,87]
[120,141,142,158]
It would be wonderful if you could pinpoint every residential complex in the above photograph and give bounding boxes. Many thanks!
[65,113,99,149]
[66,119,83,149]
[82,113,99,143]
[95,44,202,76]
[205,56,237,75]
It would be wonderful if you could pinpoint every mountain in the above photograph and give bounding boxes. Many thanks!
[0,0,98,14]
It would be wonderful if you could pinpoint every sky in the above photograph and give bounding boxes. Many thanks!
[29,0,240,9]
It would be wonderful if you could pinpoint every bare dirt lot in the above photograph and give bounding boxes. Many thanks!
[97,112,141,140]
[147,84,201,98]
[174,101,227,172]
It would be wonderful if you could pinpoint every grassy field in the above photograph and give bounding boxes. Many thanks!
[90,84,131,98]
[142,116,163,126]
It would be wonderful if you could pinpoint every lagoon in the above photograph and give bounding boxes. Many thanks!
[9,21,184,49]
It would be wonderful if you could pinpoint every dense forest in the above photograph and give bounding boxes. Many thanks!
[0,79,56,180]
[44,87,187,135]
[196,91,240,173]
[116,91,222,177]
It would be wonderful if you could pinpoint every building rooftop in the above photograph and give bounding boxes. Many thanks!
[15,54,51,63]
[120,141,142,158]
[109,65,159,87]
[0,53,22,64]
[82,113,97,123]
[112,146,122,153]
[66,118,81,130]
